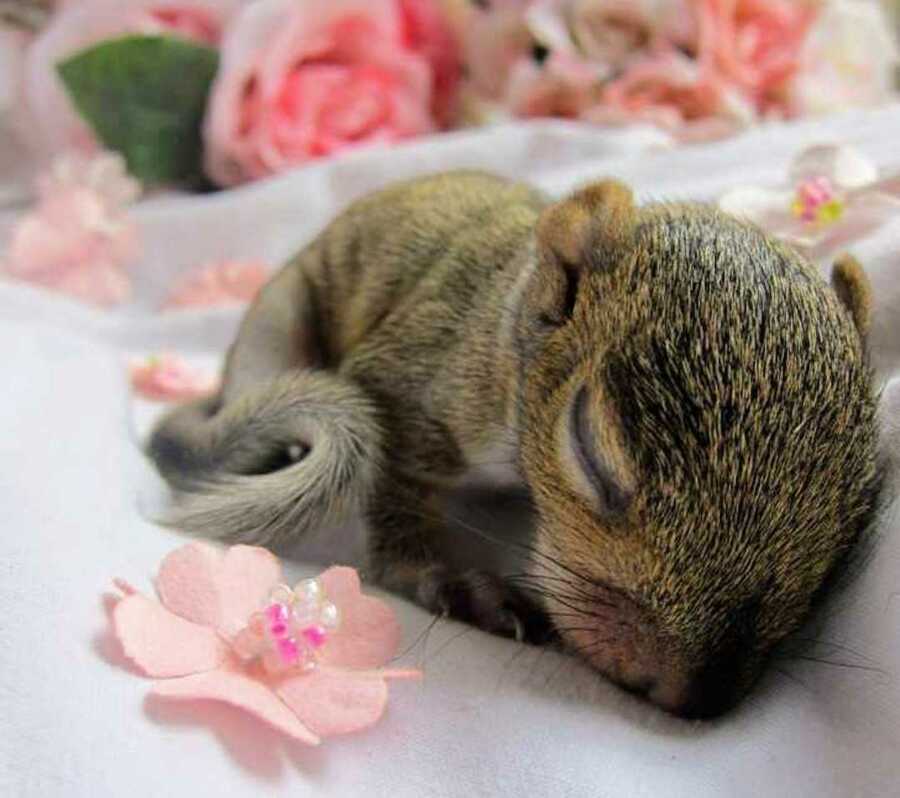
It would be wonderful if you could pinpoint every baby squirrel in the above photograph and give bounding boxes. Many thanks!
[149,172,881,719]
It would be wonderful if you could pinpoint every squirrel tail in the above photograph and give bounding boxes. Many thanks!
[147,370,382,546]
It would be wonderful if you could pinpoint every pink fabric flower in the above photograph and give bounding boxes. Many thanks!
[397,0,462,126]
[23,0,243,158]
[506,51,599,118]
[458,0,858,136]
[459,0,741,130]
[588,0,811,132]
[695,0,815,117]
[461,4,533,104]
[1,151,140,307]
[109,543,418,743]
[129,353,219,402]
[203,0,444,186]
[527,0,694,69]
[592,48,751,134]
[162,260,269,311]
[718,144,900,260]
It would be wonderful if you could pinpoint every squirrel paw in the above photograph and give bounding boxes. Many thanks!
[414,566,553,644]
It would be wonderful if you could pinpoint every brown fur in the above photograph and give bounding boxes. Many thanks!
[148,172,880,718]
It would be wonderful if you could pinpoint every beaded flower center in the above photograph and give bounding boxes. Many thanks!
[232,578,341,675]
[791,176,845,225]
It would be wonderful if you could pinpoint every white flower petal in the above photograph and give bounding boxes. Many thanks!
[718,186,792,226]
[791,0,898,116]
[790,144,878,190]
[807,192,900,260]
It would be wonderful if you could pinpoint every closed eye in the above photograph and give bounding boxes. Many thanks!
[570,386,632,516]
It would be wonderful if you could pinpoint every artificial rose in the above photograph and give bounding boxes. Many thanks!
[460,0,718,128]
[23,0,243,158]
[204,0,455,186]
[459,0,844,135]
[397,0,462,125]
[597,47,759,137]
[462,4,533,103]
[460,1,602,121]
[526,0,694,69]
[789,0,899,116]
[696,0,816,116]
[505,51,599,118]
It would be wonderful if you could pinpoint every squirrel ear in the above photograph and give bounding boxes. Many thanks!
[536,180,636,270]
[831,254,872,340]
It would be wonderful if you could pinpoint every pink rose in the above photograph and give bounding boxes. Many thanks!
[696,0,815,116]
[527,0,695,69]
[506,51,600,118]
[462,5,533,102]
[204,0,448,186]
[397,0,462,126]
[23,0,243,159]
[593,48,754,135]
[460,0,699,125]
[459,0,826,135]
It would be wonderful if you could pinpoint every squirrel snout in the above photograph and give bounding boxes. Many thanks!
[557,585,753,719]
[643,657,744,720]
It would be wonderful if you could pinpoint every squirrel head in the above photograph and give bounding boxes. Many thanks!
[514,181,881,718]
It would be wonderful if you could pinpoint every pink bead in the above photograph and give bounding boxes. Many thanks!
[795,176,836,221]
[265,602,289,624]
[302,624,328,649]
[270,622,288,637]
[277,636,300,665]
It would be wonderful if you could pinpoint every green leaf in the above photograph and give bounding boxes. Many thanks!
[57,35,219,185]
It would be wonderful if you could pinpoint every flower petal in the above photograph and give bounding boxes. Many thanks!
[151,667,319,744]
[275,665,388,737]
[318,567,401,669]
[717,186,793,229]
[790,144,878,191]
[113,593,227,677]
[155,542,283,637]
[807,192,900,260]
[129,354,219,402]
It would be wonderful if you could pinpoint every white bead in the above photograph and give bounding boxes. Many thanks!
[292,601,317,628]
[267,584,294,606]
[293,578,323,605]
[319,601,340,630]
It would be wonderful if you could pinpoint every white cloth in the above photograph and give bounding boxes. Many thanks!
[3,107,900,798]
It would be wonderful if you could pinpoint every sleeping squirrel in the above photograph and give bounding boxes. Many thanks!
[148,172,881,719]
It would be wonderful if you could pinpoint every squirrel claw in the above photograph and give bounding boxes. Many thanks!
[414,565,549,644]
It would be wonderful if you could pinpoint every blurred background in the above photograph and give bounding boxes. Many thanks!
[0,0,898,309]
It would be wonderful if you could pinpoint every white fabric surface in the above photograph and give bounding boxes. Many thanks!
[4,108,900,797]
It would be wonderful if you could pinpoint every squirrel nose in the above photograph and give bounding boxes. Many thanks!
[647,651,744,719]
